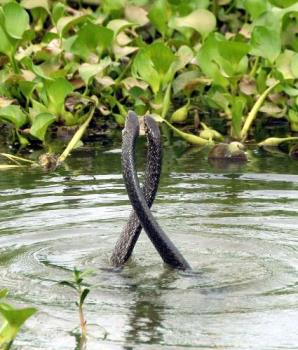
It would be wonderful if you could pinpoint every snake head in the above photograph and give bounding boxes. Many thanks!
[123,111,140,137]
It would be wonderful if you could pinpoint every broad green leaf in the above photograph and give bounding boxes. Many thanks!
[132,48,160,94]
[0,25,13,56]
[250,26,281,63]
[30,113,56,141]
[52,2,65,24]
[196,34,229,86]
[102,0,125,12]
[21,57,53,80]
[169,9,216,39]
[148,42,176,75]
[269,0,298,8]
[290,53,298,78]
[3,2,29,39]
[46,78,74,115]
[57,14,90,37]
[79,57,112,86]
[0,305,37,327]
[244,0,269,19]
[0,105,27,128]
[218,41,250,66]
[276,50,298,79]
[148,0,171,36]
[21,0,49,13]
[172,45,194,73]
[71,22,113,59]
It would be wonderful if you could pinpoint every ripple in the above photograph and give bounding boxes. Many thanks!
[1,151,298,349]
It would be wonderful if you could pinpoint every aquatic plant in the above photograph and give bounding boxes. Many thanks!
[59,267,107,348]
[0,0,297,153]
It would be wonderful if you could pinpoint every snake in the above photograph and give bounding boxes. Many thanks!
[110,112,162,267]
[111,111,191,271]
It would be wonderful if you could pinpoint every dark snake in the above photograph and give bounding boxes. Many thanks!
[110,112,162,267]
[111,111,191,271]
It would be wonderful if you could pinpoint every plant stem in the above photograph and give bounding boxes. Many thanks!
[58,104,96,163]
[240,82,279,141]
[212,0,218,17]
[161,84,171,119]
[249,56,260,78]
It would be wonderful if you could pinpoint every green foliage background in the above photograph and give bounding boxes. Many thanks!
[0,0,298,149]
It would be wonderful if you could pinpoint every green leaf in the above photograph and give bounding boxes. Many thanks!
[276,50,298,79]
[3,2,29,39]
[132,48,160,94]
[21,0,50,13]
[46,78,74,116]
[148,0,171,36]
[0,305,37,327]
[71,22,113,59]
[21,57,53,80]
[169,9,216,39]
[30,113,56,141]
[79,57,112,86]
[250,26,281,63]
[148,42,176,75]
[79,288,90,307]
[244,0,269,19]
[0,289,8,299]
[102,0,126,13]
[59,281,77,290]
[0,25,13,56]
[0,105,27,128]
[196,34,229,86]
[218,41,250,66]
[57,14,90,37]
[52,2,65,24]
[269,0,298,8]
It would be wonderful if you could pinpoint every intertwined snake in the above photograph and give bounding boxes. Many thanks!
[111,111,190,271]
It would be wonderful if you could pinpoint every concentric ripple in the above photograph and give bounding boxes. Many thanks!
[0,146,298,350]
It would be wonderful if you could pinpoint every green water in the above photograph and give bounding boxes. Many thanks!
[0,141,298,349]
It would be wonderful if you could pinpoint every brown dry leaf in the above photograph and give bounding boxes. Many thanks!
[116,32,133,46]
[0,97,15,108]
[113,45,138,60]
[239,23,252,39]
[239,75,257,95]
[125,5,149,26]
[21,69,36,81]
[259,102,286,118]
[95,76,115,87]
[122,77,148,90]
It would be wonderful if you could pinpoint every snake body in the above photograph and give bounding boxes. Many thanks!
[110,113,162,267]
[114,111,190,270]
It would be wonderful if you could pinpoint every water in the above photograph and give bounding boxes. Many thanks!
[0,142,298,350]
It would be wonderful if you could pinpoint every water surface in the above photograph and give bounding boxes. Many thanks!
[0,142,298,350]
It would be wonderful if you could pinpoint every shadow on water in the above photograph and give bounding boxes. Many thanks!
[1,139,298,349]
